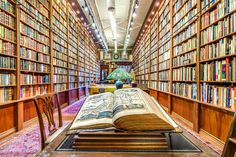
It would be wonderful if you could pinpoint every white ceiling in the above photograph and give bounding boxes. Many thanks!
[79,0,153,50]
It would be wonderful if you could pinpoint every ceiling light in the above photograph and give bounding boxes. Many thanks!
[97,34,100,38]
[77,10,80,14]
[72,2,75,6]
[156,2,159,6]
[132,11,137,17]
[131,21,134,25]
[84,6,88,11]
[145,25,147,28]
[92,22,96,28]
[151,11,154,15]
[148,18,151,22]
[81,17,84,21]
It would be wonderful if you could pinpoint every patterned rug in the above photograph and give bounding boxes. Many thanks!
[0,99,85,157]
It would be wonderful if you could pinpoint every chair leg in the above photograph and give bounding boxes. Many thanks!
[222,141,236,157]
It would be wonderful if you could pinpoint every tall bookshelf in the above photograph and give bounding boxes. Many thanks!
[0,0,100,138]
[78,24,85,88]
[150,11,158,90]
[132,0,236,142]
[68,5,78,89]
[19,0,51,99]
[172,0,198,99]
[0,0,17,103]
[52,0,68,92]
[199,0,236,109]
[158,0,171,93]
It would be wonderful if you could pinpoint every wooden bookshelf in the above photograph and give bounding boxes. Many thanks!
[0,0,17,103]
[0,0,100,138]
[132,0,236,143]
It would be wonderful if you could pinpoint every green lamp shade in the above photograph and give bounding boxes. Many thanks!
[107,68,131,80]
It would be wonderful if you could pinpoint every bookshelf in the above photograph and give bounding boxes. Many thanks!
[52,0,68,92]
[19,0,51,99]
[150,12,158,90]
[158,0,171,93]
[78,24,85,88]
[0,0,100,138]
[0,0,16,103]
[132,0,236,142]
[68,5,78,89]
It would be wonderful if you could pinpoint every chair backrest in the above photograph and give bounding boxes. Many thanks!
[222,113,236,157]
[34,93,62,150]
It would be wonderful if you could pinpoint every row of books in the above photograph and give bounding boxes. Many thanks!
[150,81,158,89]
[159,60,170,70]
[200,83,236,109]
[19,0,49,26]
[20,10,49,37]
[69,82,78,89]
[173,67,196,81]
[20,35,50,54]
[0,40,15,55]
[0,73,15,85]
[200,57,236,81]
[173,37,197,56]
[53,50,67,61]
[53,35,67,48]
[0,10,15,28]
[0,25,16,42]
[173,50,197,67]
[159,70,170,80]
[200,18,232,45]
[54,67,67,74]
[0,88,13,102]
[54,84,67,92]
[159,50,170,62]
[173,22,197,46]
[20,74,49,85]
[0,56,15,68]
[173,8,198,33]
[53,75,67,83]
[159,41,170,55]
[172,83,197,99]
[20,60,50,72]
[69,75,77,82]
[69,69,78,75]
[0,0,15,15]
[20,47,50,63]
[158,81,170,92]
[200,36,236,61]
[20,85,48,99]
[20,23,50,45]
[53,58,67,68]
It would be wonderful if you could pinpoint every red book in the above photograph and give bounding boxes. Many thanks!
[226,58,229,81]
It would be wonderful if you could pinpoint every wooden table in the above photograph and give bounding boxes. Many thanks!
[39,125,220,157]
[89,84,132,95]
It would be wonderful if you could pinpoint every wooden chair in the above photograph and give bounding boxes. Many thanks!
[34,93,68,150]
[222,113,236,157]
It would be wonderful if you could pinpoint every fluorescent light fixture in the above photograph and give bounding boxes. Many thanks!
[92,22,96,28]
[84,6,88,11]
[132,11,137,17]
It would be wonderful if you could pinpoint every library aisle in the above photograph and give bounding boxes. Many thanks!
[0,0,235,156]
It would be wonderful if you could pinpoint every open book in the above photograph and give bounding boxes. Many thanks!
[70,88,178,131]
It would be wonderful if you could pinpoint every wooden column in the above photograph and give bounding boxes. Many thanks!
[168,0,174,114]
[49,0,54,93]
[16,1,23,131]
[66,2,70,105]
